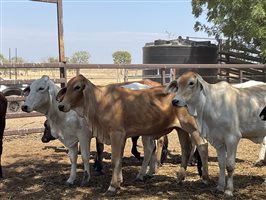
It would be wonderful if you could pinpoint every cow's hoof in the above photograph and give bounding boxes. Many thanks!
[144,174,153,180]
[104,190,116,197]
[224,190,233,198]
[176,175,185,184]
[80,180,90,187]
[199,181,208,188]
[134,176,145,182]
[213,187,224,195]
[201,177,211,186]
[95,170,104,176]
[253,160,265,167]
[65,181,74,186]
[176,180,183,186]
[104,189,120,197]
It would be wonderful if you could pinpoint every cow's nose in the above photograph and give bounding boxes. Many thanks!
[21,105,28,112]
[172,99,179,107]
[41,137,49,143]
[58,105,64,111]
[260,114,266,120]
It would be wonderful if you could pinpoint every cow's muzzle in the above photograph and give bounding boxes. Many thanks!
[172,99,179,107]
[41,135,56,143]
[260,113,266,121]
[58,105,65,112]
[21,105,30,112]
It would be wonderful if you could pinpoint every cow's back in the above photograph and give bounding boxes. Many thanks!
[236,85,266,138]
[203,83,266,141]
[97,86,180,139]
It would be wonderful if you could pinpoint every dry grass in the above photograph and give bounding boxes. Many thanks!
[0,68,143,85]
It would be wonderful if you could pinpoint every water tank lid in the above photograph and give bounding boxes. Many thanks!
[145,36,215,47]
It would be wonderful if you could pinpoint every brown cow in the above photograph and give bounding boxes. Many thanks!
[111,80,167,163]
[57,74,209,196]
[0,92,7,178]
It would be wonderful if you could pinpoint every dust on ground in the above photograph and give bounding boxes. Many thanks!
[1,118,266,200]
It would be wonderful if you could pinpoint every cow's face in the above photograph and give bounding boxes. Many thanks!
[166,71,203,107]
[57,75,86,116]
[21,75,51,113]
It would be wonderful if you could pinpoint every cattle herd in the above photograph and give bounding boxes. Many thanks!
[0,71,265,198]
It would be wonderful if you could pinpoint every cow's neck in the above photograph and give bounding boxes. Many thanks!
[45,83,61,120]
[85,83,101,122]
[85,82,110,143]
[188,87,207,138]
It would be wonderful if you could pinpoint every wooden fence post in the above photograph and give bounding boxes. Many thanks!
[160,68,166,85]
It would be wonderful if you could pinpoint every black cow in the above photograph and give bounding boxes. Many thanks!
[0,92,7,178]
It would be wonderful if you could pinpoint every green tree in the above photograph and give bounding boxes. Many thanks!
[10,57,25,63]
[192,0,266,58]
[112,51,132,64]
[0,54,8,63]
[46,56,59,63]
[70,51,90,64]
[0,54,26,63]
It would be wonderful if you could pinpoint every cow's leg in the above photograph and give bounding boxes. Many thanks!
[190,130,209,184]
[216,146,226,193]
[254,136,266,167]
[136,136,156,181]
[79,136,92,186]
[93,138,104,174]
[0,116,5,179]
[131,136,142,160]
[156,136,164,168]
[0,131,3,179]
[118,137,127,186]
[224,136,239,197]
[66,143,78,185]
[187,143,197,165]
[194,149,202,177]
[161,135,168,164]
[147,140,157,177]
[176,128,192,184]
[106,132,126,196]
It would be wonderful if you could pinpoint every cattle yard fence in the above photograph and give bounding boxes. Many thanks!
[1,63,265,136]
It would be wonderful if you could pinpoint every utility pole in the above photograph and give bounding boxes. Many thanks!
[31,0,66,87]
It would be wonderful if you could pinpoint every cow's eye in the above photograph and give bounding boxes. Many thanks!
[39,87,45,91]
[189,82,194,86]
[74,86,81,90]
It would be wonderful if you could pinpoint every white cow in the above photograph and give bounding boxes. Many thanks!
[166,71,266,197]
[22,75,92,186]
[233,81,266,166]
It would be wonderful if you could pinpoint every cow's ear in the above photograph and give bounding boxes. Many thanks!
[79,74,87,90]
[165,80,178,93]
[195,73,207,96]
[56,87,67,102]
[22,86,30,96]
[42,75,50,81]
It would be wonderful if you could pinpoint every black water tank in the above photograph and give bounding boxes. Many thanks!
[143,37,218,83]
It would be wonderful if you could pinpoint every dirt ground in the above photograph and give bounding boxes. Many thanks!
[0,117,265,200]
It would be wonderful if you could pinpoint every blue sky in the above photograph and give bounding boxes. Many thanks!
[1,0,211,63]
